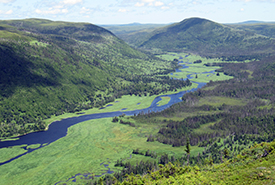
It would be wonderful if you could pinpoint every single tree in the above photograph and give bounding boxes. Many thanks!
[224,148,230,159]
[185,138,191,166]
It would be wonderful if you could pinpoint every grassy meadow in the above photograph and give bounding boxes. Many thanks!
[158,52,235,83]
[0,117,204,185]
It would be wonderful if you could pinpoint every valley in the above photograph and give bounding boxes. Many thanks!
[1,17,275,185]
[0,53,235,184]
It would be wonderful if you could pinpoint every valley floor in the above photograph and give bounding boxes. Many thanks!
[0,53,248,184]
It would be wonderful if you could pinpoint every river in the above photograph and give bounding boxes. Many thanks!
[0,56,207,167]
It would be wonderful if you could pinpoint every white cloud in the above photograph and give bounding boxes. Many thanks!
[155,1,164,6]
[240,8,245,11]
[62,9,68,13]
[80,7,93,14]
[161,6,169,10]
[35,7,68,15]
[5,9,13,14]
[135,2,145,7]
[63,0,82,5]
[0,9,13,14]
[142,0,155,2]
[53,5,64,9]
[135,0,165,7]
[118,8,128,12]
[0,0,15,3]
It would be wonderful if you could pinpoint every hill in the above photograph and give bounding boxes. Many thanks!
[135,17,275,57]
[0,19,177,138]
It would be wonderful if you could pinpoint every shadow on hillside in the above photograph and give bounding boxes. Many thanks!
[0,45,61,98]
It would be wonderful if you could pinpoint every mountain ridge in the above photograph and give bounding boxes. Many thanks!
[126,17,275,57]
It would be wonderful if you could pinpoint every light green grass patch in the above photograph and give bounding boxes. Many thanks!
[30,40,48,47]
[27,144,41,149]
[0,30,32,41]
[241,70,253,79]
[190,72,233,83]
[193,121,218,134]
[0,137,19,142]
[0,145,27,163]
[157,96,171,106]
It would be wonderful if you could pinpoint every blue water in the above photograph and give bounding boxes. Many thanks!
[0,82,206,166]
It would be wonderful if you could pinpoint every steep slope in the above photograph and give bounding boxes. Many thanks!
[0,19,175,137]
[138,17,275,57]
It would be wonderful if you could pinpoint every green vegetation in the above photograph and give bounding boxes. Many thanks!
[117,140,275,184]
[0,145,26,163]
[0,19,183,138]
[157,97,171,106]
[159,53,235,83]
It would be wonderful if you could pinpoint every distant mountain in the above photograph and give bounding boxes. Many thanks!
[233,20,265,24]
[0,19,172,137]
[135,17,275,57]
[228,22,275,39]
[101,23,169,46]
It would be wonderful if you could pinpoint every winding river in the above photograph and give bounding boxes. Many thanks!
[0,56,209,183]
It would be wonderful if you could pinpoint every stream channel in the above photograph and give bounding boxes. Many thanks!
[0,55,211,183]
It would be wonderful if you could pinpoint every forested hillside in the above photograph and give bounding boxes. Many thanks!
[0,19,181,138]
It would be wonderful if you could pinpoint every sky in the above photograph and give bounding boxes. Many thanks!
[0,0,275,25]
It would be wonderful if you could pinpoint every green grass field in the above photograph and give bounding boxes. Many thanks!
[0,117,204,185]
[161,53,235,83]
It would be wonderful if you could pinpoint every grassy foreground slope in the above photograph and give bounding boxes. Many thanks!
[136,17,275,57]
[0,19,177,138]
[118,140,275,184]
